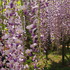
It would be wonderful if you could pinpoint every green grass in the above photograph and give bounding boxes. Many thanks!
[43,50,70,70]
[25,49,70,70]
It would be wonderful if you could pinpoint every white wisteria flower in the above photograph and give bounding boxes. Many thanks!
[25,49,32,54]
[26,24,34,30]
[2,34,9,39]
[30,43,37,48]
[24,64,29,69]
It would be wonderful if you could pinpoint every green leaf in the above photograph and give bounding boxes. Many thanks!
[0,15,7,20]
[0,23,6,30]
[0,0,3,6]
[26,59,33,64]
[17,1,21,6]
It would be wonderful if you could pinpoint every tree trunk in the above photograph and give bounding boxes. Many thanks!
[62,44,65,65]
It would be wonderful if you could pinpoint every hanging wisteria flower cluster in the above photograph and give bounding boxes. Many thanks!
[0,0,70,70]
